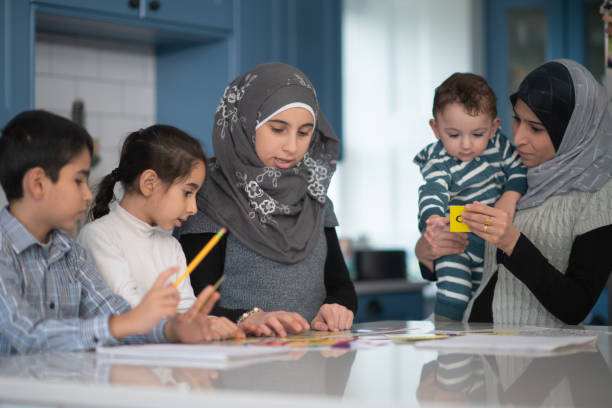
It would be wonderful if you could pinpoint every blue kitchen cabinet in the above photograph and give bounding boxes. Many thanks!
[1,0,342,156]
[142,0,232,31]
[31,0,232,31]
[30,0,140,18]
[0,0,33,127]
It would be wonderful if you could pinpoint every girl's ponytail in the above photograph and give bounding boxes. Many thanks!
[89,171,118,221]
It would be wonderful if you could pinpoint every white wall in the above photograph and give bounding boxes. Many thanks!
[330,0,482,277]
[35,33,156,186]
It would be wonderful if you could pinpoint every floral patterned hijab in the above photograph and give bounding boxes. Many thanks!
[196,62,339,264]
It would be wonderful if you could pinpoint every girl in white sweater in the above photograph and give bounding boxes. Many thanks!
[79,125,238,338]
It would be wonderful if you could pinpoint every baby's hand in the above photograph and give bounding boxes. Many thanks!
[130,267,180,333]
[425,215,449,236]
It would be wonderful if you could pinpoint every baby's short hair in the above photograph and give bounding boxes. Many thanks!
[0,110,93,201]
[432,73,497,119]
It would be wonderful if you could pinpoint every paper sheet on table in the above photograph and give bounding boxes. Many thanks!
[413,334,597,353]
[97,344,290,369]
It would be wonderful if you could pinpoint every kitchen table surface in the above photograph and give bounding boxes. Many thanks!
[0,320,610,407]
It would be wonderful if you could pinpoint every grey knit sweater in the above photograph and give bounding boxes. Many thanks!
[464,179,612,325]
[180,201,338,322]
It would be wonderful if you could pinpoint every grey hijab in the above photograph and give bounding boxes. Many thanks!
[516,59,612,210]
[196,62,339,264]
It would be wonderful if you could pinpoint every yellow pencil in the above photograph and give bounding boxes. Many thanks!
[173,227,227,288]
[188,274,225,322]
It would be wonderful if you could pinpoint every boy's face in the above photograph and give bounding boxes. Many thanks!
[43,148,92,232]
[430,102,500,162]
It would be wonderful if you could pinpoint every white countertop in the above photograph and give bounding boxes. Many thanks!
[0,320,611,408]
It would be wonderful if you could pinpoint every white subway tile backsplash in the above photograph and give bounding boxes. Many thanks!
[35,76,76,112]
[35,41,52,74]
[99,47,154,83]
[85,114,102,140]
[35,34,156,189]
[98,116,155,149]
[76,80,122,115]
[124,85,155,116]
[51,43,100,79]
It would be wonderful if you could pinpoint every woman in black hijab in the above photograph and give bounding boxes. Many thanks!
[417,59,612,324]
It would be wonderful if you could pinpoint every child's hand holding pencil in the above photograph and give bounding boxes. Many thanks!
[166,283,244,342]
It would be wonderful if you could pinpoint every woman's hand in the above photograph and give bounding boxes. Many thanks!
[239,311,310,337]
[311,303,354,332]
[415,216,468,270]
[462,201,521,255]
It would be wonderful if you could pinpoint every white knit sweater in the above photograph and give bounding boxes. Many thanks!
[78,203,196,313]
[464,179,612,325]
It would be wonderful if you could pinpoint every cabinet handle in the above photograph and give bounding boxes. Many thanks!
[128,0,139,8]
[367,300,381,314]
[149,1,160,11]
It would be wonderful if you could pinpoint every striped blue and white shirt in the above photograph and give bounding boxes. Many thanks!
[0,207,167,354]
[414,132,527,232]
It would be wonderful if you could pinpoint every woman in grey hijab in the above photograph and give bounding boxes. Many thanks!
[179,63,356,337]
[416,59,612,325]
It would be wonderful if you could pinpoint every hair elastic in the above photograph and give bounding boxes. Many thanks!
[111,167,121,182]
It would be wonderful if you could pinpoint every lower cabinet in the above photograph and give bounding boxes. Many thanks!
[354,280,426,323]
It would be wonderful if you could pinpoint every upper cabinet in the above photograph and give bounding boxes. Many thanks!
[141,0,232,31]
[31,0,232,31]
[2,0,342,153]
[31,0,140,17]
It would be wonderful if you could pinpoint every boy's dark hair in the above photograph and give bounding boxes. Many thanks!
[90,125,206,220]
[0,110,94,201]
[433,73,497,119]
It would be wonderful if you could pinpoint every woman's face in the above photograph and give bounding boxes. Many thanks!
[512,99,556,168]
[255,107,314,169]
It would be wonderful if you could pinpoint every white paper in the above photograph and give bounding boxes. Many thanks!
[97,344,290,369]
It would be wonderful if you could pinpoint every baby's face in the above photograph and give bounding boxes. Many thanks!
[430,103,500,162]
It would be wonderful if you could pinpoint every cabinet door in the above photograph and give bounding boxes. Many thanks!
[31,0,140,17]
[486,0,564,136]
[142,0,232,31]
[355,292,424,323]
[0,0,33,127]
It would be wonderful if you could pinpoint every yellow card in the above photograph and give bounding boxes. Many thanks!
[450,205,471,232]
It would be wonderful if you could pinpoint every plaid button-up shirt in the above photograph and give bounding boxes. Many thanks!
[0,207,166,354]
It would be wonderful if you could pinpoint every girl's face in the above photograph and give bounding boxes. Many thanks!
[512,99,556,168]
[254,107,315,168]
[150,160,206,230]
[430,102,500,162]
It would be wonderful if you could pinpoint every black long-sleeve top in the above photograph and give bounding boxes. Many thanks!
[469,225,612,324]
[179,227,358,322]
